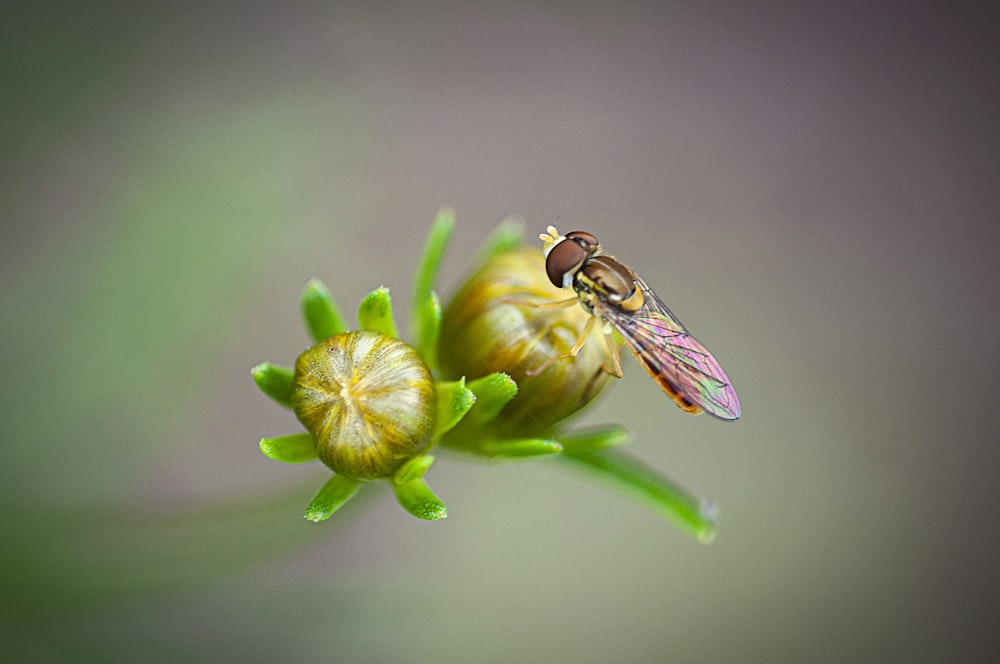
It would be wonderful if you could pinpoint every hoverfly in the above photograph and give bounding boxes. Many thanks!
[533,226,741,421]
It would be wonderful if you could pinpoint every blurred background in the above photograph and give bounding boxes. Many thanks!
[3,1,998,661]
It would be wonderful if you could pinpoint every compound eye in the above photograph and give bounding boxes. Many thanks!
[565,230,599,249]
[545,237,588,288]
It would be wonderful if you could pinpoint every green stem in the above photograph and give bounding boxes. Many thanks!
[555,449,718,543]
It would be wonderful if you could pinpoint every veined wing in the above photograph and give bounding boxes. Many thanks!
[593,277,741,420]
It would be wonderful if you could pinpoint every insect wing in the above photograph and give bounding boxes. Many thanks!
[595,278,741,420]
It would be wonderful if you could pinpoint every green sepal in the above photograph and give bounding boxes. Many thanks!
[250,363,294,409]
[302,278,347,343]
[556,424,631,455]
[411,208,454,355]
[414,290,442,371]
[465,373,517,424]
[473,215,525,264]
[434,379,476,439]
[357,286,398,338]
[259,433,318,464]
[304,475,363,523]
[393,478,448,520]
[394,455,436,484]
[554,448,718,544]
[475,437,563,458]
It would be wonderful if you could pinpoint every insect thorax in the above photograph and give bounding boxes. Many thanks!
[576,256,643,312]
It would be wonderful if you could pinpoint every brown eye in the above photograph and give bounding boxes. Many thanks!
[565,230,599,248]
[545,237,588,288]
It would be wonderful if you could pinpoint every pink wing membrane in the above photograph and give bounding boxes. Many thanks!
[598,282,741,420]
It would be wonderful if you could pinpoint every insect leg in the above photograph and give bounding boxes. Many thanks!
[601,327,624,378]
[525,312,598,377]
[502,296,579,310]
[577,324,626,403]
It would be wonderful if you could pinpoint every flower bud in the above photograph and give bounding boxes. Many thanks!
[439,246,617,433]
[291,331,436,479]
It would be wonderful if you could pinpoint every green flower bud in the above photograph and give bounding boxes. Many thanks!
[291,331,436,480]
[439,246,617,433]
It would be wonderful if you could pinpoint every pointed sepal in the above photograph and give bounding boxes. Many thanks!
[251,363,294,409]
[304,475,363,523]
[357,286,398,337]
[259,433,318,463]
[302,278,348,343]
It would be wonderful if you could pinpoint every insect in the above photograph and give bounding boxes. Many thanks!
[534,226,741,421]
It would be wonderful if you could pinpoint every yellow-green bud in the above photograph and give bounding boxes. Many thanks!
[291,331,436,479]
[439,246,617,433]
